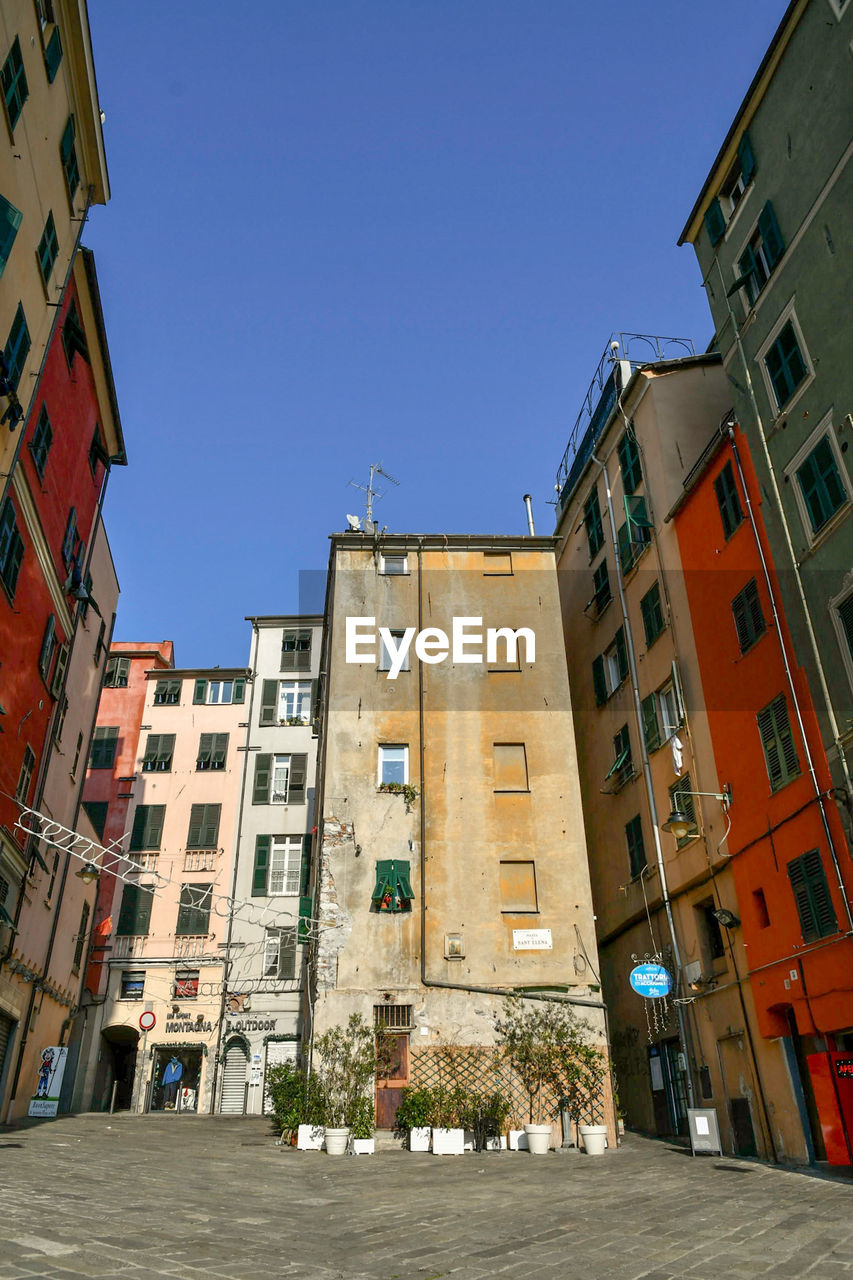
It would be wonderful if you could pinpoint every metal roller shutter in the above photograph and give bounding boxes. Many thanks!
[220,1040,248,1114]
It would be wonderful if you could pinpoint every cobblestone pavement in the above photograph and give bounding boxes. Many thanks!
[0,1115,851,1280]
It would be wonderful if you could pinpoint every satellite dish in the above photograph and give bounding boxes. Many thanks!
[346,513,362,531]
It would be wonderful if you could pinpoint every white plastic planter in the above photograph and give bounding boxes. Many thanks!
[324,1126,350,1155]
[297,1124,324,1151]
[579,1124,608,1155]
[484,1135,508,1151]
[352,1138,374,1155]
[409,1126,431,1151]
[524,1123,552,1155]
[508,1129,529,1151]
[432,1127,465,1155]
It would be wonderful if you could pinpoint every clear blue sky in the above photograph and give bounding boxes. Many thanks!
[85,0,784,668]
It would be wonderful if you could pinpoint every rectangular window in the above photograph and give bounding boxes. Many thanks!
[70,731,83,779]
[787,849,837,942]
[483,550,512,574]
[89,725,119,770]
[605,725,633,790]
[186,803,221,849]
[378,744,408,786]
[626,815,646,878]
[264,927,297,980]
[379,631,410,672]
[1,37,28,130]
[641,692,661,752]
[4,303,31,391]
[116,884,153,936]
[371,860,414,912]
[30,405,53,478]
[617,430,642,496]
[50,641,68,699]
[278,679,312,722]
[713,462,743,539]
[16,744,36,803]
[0,497,24,599]
[37,212,59,286]
[583,488,604,558]
[753,888,770,930]
[120,971,145,1001]
[153,678,181,705]
[493,743,529,792]
[281,629,312,670]
[43,24,62,81]
[82,799,108,840]
[61,506,77,565]
[379,554,407,575]
[657,681,682,739]
[617,510,650,575]
[588,560,611,618]
[757,694,800,791]
[38,614,57,682]
[203,677,245,704]
[94,619,106,666]
[838,591,853,674]
[668,774,697,848]
[89,426,108,476]
[62,300,89,367]
[72,900,90,971]
[603,626,629,696]
[795,434,847,535]
[698,902,726,963]
[268,836,302,896]
[141,733,175,772]
[717,133,755,221]
[640,582,665,647]
[174,970,199,999]
[60,115,79,201]
[104,655,130,688]
[0,194,22,276]
[196,733,228,771]
[765,321,808,411]
[499,861,538,913]
[128,804,166,852]
[176,884,212,936]
[732,578,766,653]
[252,753,307,804]
[737,202,784,305]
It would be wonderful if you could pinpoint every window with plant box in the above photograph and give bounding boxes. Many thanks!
[176,884,212,936]
[705,134,756,243]
[89,725,119,769]
[736,202,784,305]
[379,554,407,575]
[794,433,848,537]
[764,320,808,412]
[128,804,166,852]
[60,115,79,201]
[713,462,743,540]
[174,970,199,999]
[583,488,604,558]
[379,631,410,672]
[617,429,642,496]
[640,582,665,647]
[4,303,30,392]
[116,883,153,936]
[153,677,181,705]
[141,733,174,772]
[29,405,53,478]
[186,803,221,849]
[281,629,312,671]
[279,679,312,722]
[196,733,228,771]
[604,725,633,791]
[120,971,145,1001]
[264,927,297,979]
[37,212,59,286]
[493,742,528,791]
[253,752,307,804]
[104,655,130,688]
[787,849,837,942]
[372,860,414,913]
[194,676,245,705]
[16,744,35,804]
[757,693,800,791]
[1,37,28,130]
[0,497,24,598]
[378,744,408,786]
[732,578,766,653]
[0,194,22,277]
[625,815,646,878]
[252,834,307,897]
[668,774,697,848]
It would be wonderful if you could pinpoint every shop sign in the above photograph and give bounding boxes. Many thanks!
[836,1058,853,1079]
[27,1046,68,1118]
[629,964,672,999]
[165,1019,214,1033]
[225,1018,278,1033]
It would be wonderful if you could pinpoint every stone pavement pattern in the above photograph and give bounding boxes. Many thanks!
[0,1115,851,1280]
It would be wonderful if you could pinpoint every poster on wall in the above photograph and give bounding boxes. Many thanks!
[27,1046,68,1117]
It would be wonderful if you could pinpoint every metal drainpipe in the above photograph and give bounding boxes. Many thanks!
[209,635,259,1113]
[727,426,853,932]
[590,450,696,1108]
[415,540,608,1013]
[711,259,852,803]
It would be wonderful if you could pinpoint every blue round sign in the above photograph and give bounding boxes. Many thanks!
[629,964,673,999]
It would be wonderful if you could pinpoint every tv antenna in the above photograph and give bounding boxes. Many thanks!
[348,463,399,527]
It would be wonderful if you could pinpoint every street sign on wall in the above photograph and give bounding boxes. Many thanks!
[629,964,673,999]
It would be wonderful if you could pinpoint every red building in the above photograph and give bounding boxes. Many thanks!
[673,420,853,1165]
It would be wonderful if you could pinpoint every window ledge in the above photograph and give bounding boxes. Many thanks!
[795,501,852,565]
[764,373,815,438]
[493,789,531,795]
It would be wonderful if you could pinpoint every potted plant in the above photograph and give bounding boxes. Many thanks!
[266,1059,308,1145]
[427,1084,465,1155]
[349,1095,375,1155]
[312,1014,378,1156]
[395,1086,433,1152]
[458,1089,512,1153]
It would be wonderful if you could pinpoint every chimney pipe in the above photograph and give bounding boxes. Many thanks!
[523,494,535,536]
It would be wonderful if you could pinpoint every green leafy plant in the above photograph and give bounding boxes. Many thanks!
[349,1094,375,1140]
[312,1013,379,1128]
[394,1086,434,1134]
[458,1089,512,1152]
[265,1060,323,1139]
[377,781,419,812]
[495,996,606,1125]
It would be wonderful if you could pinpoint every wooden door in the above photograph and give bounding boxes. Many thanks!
[375,1032,408,1129]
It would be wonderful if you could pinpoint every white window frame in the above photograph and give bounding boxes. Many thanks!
[378,744,409,786]
[379,553,408,575]
[783,412,852,547]
[207,679,233,704]
[278,680,312,724]
[830,576,853,692]
[755,298,814,421]
[271,755,292,804]
[268,835,302,896]
[657,681,682,741]
[263,926,297,979]
[378,630,410,672]
[733,217,772,308]
[604,641,622,695]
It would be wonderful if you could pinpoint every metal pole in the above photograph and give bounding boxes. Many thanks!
[109,1079,117,1114]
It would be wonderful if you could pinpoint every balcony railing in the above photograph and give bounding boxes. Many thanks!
[173,935,208,958]
[183,849,217,872]
[114,935,146,958]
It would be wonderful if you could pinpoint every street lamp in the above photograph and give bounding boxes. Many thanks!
[75,862,100,885]
[659,788,731,840]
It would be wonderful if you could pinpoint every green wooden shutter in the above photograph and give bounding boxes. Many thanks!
[39,614,56,679]
[758,695,799,791]
[704,198,726,247]
[176,884,212,935]
[396,861,414,901]
[212,733,228,768]
[839,593,853,663]
[625,815,646,878]
[641,693,661,752]
[280,928,297,979]
[592,655,607,706]
[300,832,311,895]
[253,754,271,804]
[142,734,160,770]
[116,883,152,935]
[372,860,395,901]
[187,803,220,847]
[44,25,63,82]
[49,642,68,698]
[260,679,277,725]
[233,676,245,703]
[288,753,307,804]
[758,201,784,269]
[787,850,837,943]
[738,133,755,185]
[298,895,312,942]
[197,733,213,768]
[615,627,628,682]
[310,678,319,721]
[0,195,22,272]
[193,678,206,704]
[252,835,271,896]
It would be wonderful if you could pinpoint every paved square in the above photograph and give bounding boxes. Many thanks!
[0,1115,851,1279]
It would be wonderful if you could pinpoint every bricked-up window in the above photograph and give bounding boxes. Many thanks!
[281,629,312,671]
[493,743,528,792]
[116,883,152,936]
[584,488,604,558]
[483,550,512,575]
[142,733,175,772]
[176,884,212,936]
[757,694,800,791]
[713,462,743,540]
[626,816,646,878]
[732,579,766,654]
[89,726,119,770]
[499,861,538,913]
[787,850,837,943]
